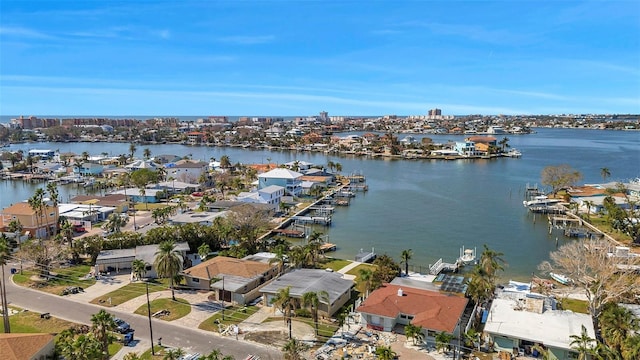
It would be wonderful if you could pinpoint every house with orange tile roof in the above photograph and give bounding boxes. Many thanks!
[182,256,278,305]
[356,284,468,338]
[0,202,59,239]
[0,333,55,360]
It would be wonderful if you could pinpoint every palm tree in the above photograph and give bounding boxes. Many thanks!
[583,200,594,220]
[27,188,46,238]
[404,323,417,345]
[0,236,11,333]
[600,167,611,182]
[271,286,296,339]
[269,244,288,275]
[90,309,116,359]
[375,345,397,360]
[163,347,186,360]
[435,331,453,353]
[123,353,141,360]
[599,303,638,355]
[400,249,412,276]
[143,148,151,160]
[220,155,231,169]
[129,143,137,160]
[105,213,128,234]
[282,338,308,360]
[154,240,183,301]
[479,244,507,283]
[359,267,373,297]
[198,243,211,260]
[498,137,510,151]
[301,290,329,335]
[569,325,596,360]
[132,259,147,281]
[46,182,59,237]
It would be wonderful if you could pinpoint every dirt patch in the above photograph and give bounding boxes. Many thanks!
[243,330,290,348]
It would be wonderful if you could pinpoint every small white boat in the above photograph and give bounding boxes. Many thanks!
[550,272,572,285]
[506,148,522,158]
[458,247,476,265]
[523,195,562,208]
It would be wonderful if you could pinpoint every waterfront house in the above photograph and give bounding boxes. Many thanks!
[356,284,468,339]
[182,256,278,304]
[154,180,200,195]
[125,159,160,171]
[283,160,314,171]
[169,210,227,226]
[0,333,55,360]
[110,187,164,204]
[236,185,285,210]
[73,162,105,176]
[454,140,481,157]
[95,242,190,277]
[260,268,354,316]
[484,294,595,360]
[258,168,303,197]
[0,201,59,239]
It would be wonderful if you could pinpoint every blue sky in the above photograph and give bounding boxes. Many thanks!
[1,1,638,116]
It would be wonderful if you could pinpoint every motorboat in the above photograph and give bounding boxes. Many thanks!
[550,272,572,285]
[458,247,477,265]
[523,195,561,208]
[506,148,522,158]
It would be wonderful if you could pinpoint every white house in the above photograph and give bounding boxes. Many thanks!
[167,160,208,183]
[236,185,285,210]
[258,168,303,197]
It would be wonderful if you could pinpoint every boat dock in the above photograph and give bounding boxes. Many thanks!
[320,243,337,252]
[272,229,306,238]
[291,215,332,225]
[355,248,376,263]
[308,205,335,213]
[429,258,459,275]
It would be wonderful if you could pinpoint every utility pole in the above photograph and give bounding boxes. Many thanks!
[146,282,155,355]
[221,276,225,321]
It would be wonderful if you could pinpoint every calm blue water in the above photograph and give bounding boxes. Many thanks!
[2,128,639,280]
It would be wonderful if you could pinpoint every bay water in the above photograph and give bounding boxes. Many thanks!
[1,128,638,281]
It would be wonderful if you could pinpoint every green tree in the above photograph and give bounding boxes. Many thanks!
[198,243,211,260]
[129,143,137,160]
[154,240,183,300]
[400,249,413,276]
[56,329,103,360]
[123,353,142,360]
[0,236,10,332]
[569,325,596,360]
[271,286,296,339]
[435,331,453,353]
[301,290,329,335]
[220,155,231,169]
[599,303,638,356]
[282,338,309,360]
[132,259,147,281]
[375,345,397,360]
[163,347,186,360]
[46,182,59,237]
[600,167,611,182]
[479,244,507,283]
[105,213,128,234]
[359,267,373,297]
[90,309,116,360]
[143,148,151,160]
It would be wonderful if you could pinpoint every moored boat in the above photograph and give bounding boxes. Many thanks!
[458,247,476,266]
[549,272,572,285]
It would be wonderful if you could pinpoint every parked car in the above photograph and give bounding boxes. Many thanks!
[114,318,131,334]
[73,224,86,233]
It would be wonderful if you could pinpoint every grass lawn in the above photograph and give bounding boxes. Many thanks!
[108,342,123,357]
[321,258,352,272]
[90,280,169,307]
[133,203,169,211]
[199,305,259,332]
[0,307,75,333]
[588,217,633,244]
[11,264,96,296]
[139,345,165,359]
[346,263,377,293]
[559,298,589,314]
[134,298,191,321]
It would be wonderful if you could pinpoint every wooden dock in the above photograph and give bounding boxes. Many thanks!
[272,229,306,238]
[320,243,337,252]
[429,258,459,275]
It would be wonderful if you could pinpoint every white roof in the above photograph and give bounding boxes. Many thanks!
[259,185,284,194]
[484,297,595,350]
[258,168,303,179]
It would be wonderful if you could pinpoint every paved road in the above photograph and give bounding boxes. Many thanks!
[3,261,282,359]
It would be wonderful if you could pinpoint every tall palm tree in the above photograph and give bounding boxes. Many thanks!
[105,213,128,234]
[600,167,611,183]
[269,244,288,275]
[132,259,147,281]
[46,182,59,237]
[129,143,137,160]
[400,249,413,276]
[220,155,231,169]
[282,338,309,360]
[163,347,186,360]
[435,331,453,353]
[359,267,373,297]
[143,148,151,160]
[583,200,594,220]
[479,244,507,283]
[154,240,183,300]
[0,236,11,333]
[27,188,46,238]
[301,290,329,335]
[569,325,596,360]
[90,309,116,360]
[599,303,638,355]
[271,286,296,339]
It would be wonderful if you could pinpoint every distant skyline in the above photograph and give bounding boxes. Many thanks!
[1,1,639,116]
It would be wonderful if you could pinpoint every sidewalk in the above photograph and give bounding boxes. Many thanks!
[336,260,363,280]
[66,273,131,303]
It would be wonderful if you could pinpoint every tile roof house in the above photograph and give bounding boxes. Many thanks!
[0,202,59,239]
[182,256,278,304]
[0,333,55,360]
[356,284,468,336]
[260,268,354,316]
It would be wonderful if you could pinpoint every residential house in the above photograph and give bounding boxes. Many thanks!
[484,293,595,360]
[125,160,160,171]
[283,160,314,171]
[58,203,116,225]
[356,284,468,339]
[94,242,190,277]
[169,211,227,226]
[0,202,59,239]
[0,333,55,360]
[454,141,481,157]
[260,268,354,316]
[70,194,129,214]
[73,162,105,176]
[182,256,278,304]
[110,187,164,204]
[236,185,285,210]
[258,168,303,197]
[167,160,208,183]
